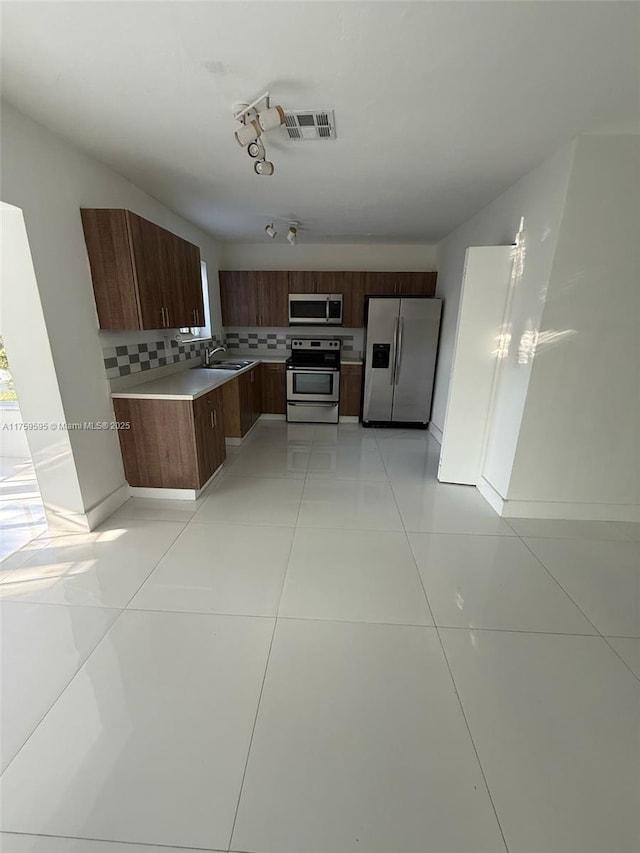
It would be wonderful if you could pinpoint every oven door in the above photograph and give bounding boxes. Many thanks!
[286,368,340,403]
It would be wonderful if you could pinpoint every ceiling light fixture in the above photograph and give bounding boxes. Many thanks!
[247,140,265,159]
[265,223,277,239]
[287,223,299,246]
[233,91,285,177]
[255,159,275,176]
[235,119,261,147]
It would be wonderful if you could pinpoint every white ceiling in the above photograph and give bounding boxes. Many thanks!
[2,1,639,243]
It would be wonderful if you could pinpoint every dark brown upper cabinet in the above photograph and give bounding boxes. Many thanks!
[349,272,438,327]
[81,209,204,330]
[218,269,437,329]
[219,271,288,327]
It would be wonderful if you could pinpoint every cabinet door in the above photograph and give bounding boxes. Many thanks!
[287,271,318,293]
[219,271,258,326]
[81,209,141,330]
[113,398,200,488]
[210,388,227,470]
[127,213,167,330]
[156,228,183,329]
[171,236,204,328]
[248,365,262,425]
[261,363,286,414]
[184,241,205,327]
[340,364,363,417]
[256,271,288,326]
[239,372,254,435]
[287,271,343,294]
[395,272,437,296]
[193,390,226,485]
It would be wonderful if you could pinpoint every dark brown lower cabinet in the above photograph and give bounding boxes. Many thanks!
[340,364,363,417]
[261,363,286,414]
[221,365,263,438]
[113,389,225,489]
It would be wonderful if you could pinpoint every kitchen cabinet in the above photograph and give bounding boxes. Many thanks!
[221,364,263,438]
[261,363,287,414]
[340,364,363,417]
[81,209,204,330]
[348,272,438,327]
[219,269,437,329]
[219,271,288,326]
[112,388,225,489]
[287,271,346,294]
[167,232,205,328]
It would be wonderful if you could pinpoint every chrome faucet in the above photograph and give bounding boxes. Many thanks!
[204,344,226,366]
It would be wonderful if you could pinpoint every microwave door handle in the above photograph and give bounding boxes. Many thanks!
[326,297,330,321]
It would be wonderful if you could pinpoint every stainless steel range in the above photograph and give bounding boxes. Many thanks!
[286,338,341,423]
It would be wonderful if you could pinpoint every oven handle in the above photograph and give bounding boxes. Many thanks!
[288,402,338,407]
[287,367,341,373]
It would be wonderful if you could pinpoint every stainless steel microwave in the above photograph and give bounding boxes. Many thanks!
[288,293,343,326]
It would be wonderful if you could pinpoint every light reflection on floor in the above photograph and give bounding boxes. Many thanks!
[0,456,47,564]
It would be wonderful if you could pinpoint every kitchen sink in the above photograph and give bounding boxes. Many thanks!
[194,359,255,371]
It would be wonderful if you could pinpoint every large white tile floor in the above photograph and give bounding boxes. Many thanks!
[1,420,638,853]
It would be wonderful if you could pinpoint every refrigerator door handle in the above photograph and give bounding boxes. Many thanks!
[394,317,404,385]
[390,317,399,385]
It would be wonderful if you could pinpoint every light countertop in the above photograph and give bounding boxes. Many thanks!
[112,356,364,401]
[112,361,260,401]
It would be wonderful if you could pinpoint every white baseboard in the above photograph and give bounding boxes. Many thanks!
[477,477,506,515]
[225,418,262,446]
[427,422,443,444]
[43,482,130,533]
[86,482,130,529]
[477,477,639,522]
[129,464,223,501]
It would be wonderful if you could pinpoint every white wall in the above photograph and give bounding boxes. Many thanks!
[0,101,222,526]
[432,143,576,494]
[219,242,438,271]
[507,134,640,516]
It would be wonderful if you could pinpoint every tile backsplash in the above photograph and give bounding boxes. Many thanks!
[225,327,364,359]
[102,327,363,381]
[102,335,223,379]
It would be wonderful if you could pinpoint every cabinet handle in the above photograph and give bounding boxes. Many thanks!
[165,307,170,328]
[213,409,217,427]
[210,410,214,429]
[160,307,165,327]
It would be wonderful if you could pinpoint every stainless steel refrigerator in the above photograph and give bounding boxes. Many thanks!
[362,297,442,426]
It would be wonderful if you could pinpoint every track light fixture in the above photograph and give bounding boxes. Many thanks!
[233,91,285,177]
[247,140,265,159]
[263,220,301,244]
[255,159,275,176]
[287,222,299,246]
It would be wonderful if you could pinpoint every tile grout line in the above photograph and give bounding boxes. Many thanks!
[0,829,225,851]
[516,536,640,684]
[0,520,187,778]
[225,425,311,852]
[378,431,511,853]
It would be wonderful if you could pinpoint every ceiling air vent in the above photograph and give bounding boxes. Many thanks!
[283,110,336,141]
